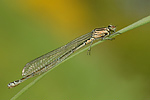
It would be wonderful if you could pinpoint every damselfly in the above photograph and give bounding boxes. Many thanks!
[8,25,116,88]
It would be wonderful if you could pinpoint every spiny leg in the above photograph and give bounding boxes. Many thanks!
[87,40,94,55]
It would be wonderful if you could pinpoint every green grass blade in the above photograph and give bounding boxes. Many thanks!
[10,15,150,100]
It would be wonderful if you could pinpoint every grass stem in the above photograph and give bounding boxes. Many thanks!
[10,15,150,100]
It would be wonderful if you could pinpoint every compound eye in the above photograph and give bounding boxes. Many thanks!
[108,25,112,28]
[108,25,116,32]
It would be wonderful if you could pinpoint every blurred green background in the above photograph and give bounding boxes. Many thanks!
[0,0,150,100]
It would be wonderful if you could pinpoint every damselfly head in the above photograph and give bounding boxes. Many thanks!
[108,25,116,32]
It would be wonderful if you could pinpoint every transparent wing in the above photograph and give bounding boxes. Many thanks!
[22,32,93,77]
